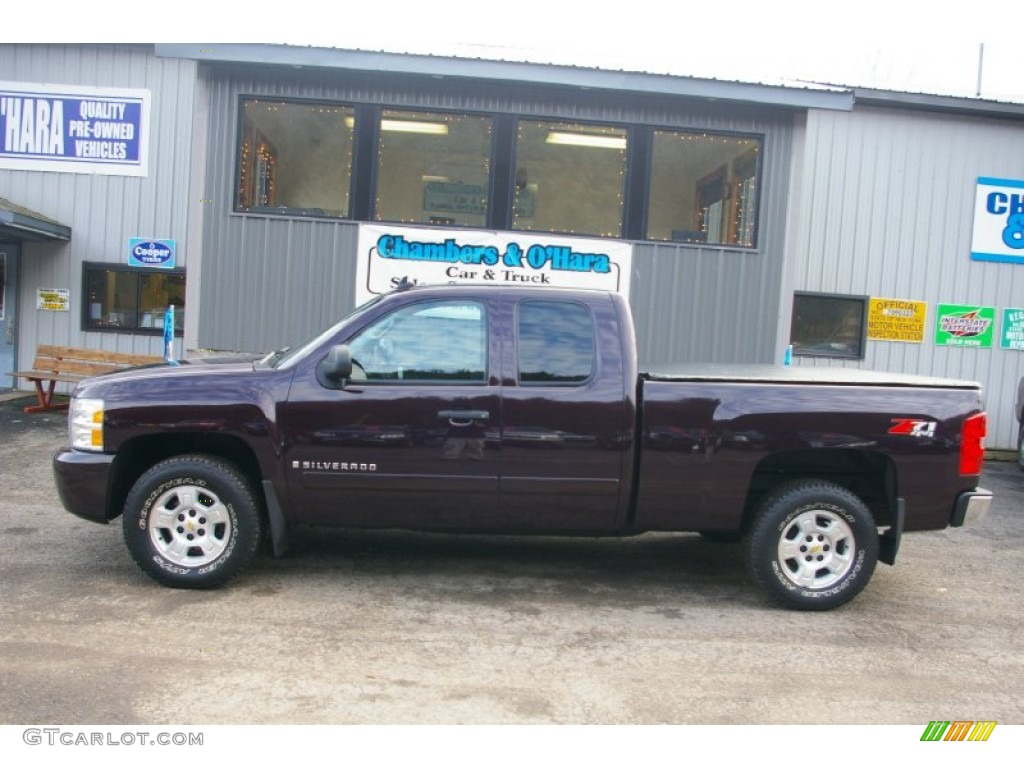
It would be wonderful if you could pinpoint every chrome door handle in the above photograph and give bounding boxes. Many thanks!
[438,410,489,426]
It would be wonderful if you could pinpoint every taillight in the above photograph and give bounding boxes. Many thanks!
[959,412,986,476]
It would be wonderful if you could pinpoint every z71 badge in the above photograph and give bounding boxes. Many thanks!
[888,419,938,438]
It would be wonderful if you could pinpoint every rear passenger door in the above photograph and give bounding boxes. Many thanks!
[498,296,632,531]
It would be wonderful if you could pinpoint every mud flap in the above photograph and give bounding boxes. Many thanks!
[878,497,904,566]
[262,480,290,557]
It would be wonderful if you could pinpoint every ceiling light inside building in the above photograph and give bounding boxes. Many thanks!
[546,131,626,149]
[382,120,449,135]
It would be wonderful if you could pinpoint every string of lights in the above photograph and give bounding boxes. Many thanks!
[236,99,759,244]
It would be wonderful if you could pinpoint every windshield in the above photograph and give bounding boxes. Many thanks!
[260,295,385,370]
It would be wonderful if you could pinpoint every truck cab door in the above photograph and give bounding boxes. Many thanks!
[496,295,634,531]
[281,298,501,529]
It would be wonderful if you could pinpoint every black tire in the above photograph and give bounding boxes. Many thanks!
[122,454,262,588]
[1017,423,1024,472]
[745,480,878,611]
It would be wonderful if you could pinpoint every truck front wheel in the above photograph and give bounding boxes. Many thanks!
[122,455,262,588]
[745,480,878,610]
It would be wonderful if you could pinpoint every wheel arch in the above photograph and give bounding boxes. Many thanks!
[108,433,267,523]
[740,448,897,534]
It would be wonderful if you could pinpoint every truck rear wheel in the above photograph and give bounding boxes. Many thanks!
[745,480,878,610]
[122,455,262,588]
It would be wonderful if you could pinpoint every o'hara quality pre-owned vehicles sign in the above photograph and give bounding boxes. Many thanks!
[355,223,632,304]
[0,81,149,176]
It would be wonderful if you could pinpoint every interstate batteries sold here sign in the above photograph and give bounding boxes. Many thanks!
[934,304,995,348]
[867,298,926,342]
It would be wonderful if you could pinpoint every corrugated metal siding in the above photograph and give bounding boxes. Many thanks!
[200,67,795,362]
[789,105,1024,449]
[0,44,197,381]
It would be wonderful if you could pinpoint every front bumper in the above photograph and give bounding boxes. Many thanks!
[951,488,993,527]
[53,447,116,524]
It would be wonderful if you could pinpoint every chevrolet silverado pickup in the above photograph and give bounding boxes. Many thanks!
[53,284,992,610]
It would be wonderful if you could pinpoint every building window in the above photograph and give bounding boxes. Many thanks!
[237,98,355,217]
[83,264,185,335]
[518,300,595,384]
[647,131,761,247]
[512,120,627,238]
[375,110,493,228]
[232,95,769,248]
[790,292,868,359]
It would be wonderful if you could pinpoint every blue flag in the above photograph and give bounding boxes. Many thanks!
[164,305,175,363]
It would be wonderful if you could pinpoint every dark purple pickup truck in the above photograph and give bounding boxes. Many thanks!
[53,284,992,610]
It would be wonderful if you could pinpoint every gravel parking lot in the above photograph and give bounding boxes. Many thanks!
[0,393,1021,725]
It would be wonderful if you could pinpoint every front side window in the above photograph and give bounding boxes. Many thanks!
[790,292,868,359]
[512,120,627,238]
[375,110,493,228]
[518,301,595,385]
[83,265,185,335]
[647,130,760,247]
[348,301,486,382]
[237,98,355,217]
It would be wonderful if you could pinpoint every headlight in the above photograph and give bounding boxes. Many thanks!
[70,398,104,451]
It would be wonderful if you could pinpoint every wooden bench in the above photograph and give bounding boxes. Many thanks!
[8,345,164,413]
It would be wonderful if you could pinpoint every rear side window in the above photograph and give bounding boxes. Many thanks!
[518,301,595,385]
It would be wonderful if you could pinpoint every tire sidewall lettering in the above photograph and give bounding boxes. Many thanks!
[775,502,855,534]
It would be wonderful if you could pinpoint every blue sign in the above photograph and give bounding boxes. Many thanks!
[971,177,1024,264]
[129,239,175,269]
[0,81,148,176]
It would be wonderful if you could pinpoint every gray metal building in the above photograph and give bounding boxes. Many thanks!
[2,43,1024,450]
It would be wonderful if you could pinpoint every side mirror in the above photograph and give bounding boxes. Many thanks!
[317,344,353,387]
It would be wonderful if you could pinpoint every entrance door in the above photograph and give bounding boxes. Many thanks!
[0,245,17,388]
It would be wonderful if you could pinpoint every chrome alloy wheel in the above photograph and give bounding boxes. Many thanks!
[148,484,232,567]
[776,509,855,589]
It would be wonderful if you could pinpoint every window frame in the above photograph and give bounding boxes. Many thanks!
[789,291,869,360]
[643,127,764,248]
[372,107,496,230]
[233,95,359,220]
[516,299,597,387]
[344,298,489,386]
[81,262,186,337]
[509,117,630,240]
